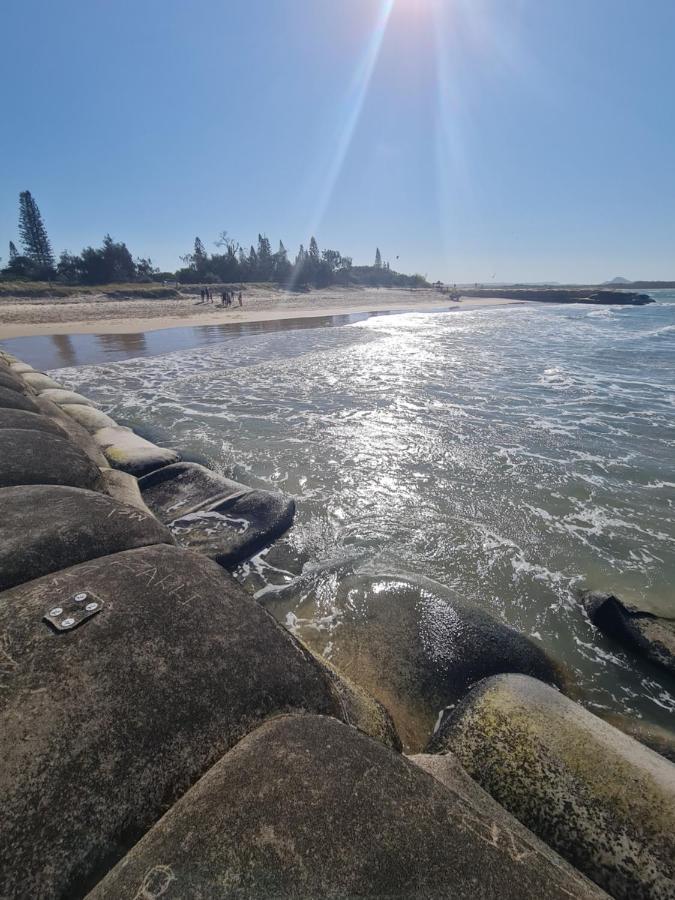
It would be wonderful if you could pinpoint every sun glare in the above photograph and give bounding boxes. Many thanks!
[301,0,396,244]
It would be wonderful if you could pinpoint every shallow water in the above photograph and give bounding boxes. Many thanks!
[0,307,458,371]
[45,293,675,733]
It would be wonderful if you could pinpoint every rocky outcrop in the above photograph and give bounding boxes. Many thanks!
[283,572,563,751]
[581,590,675,675]
[88,714,606,900]
[434,674,675,900]
[0,546,396,900]
[461,288,653,305]
[0,484,173,591]
[0,427,104,490]
[139,461,296,567]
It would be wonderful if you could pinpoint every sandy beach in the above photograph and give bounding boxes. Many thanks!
[0,286,521,339]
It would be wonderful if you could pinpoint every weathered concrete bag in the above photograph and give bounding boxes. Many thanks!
[38,387,99,407]
[434,673,675,900]
[87,714,606,900]
[0,546,391,900]
[272,571,563,751]
[0,385,40,413]
[100,468,153,514]
[34,395,111,468]
[59,403,117,433]
[139,461,296,567]
[93,425,181,476]
[20,371,64,391]
[7,360,35,374]
[0,484,173,591]
[0,371,29,394]
[0,407,67,436]
[0,427,104,490]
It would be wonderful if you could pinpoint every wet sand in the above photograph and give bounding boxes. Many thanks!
[0,285,522,339]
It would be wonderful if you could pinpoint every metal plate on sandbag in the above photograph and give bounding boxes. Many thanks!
[44,591,103,632]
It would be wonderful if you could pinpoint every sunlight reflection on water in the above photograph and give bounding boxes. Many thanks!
[54,297,675,732]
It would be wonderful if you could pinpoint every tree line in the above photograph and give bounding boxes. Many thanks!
[2,190,427,289]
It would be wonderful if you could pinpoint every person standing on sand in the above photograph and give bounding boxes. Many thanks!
[200,288,205,303]
[238,291,242,307]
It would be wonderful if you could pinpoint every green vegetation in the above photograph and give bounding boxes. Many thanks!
[0,282,179,300]
[177,232,427,290]
[18,191,54,273]
[2,190,428,290]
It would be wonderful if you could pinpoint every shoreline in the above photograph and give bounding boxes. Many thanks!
[0,295,521,340]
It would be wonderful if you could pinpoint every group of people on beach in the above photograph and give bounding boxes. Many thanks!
[199,287,243,308]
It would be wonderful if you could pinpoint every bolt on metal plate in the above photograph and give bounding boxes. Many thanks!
[44,591,103,632]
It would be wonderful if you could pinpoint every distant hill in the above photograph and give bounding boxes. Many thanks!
[604,276,632,284]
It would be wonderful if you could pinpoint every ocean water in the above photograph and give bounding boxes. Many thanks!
[52,293,675,732]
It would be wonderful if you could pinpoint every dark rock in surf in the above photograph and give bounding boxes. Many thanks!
[435,673,675,900]
[0,428,104,491]
[88,714,605,900]
[139,461,296,567]
[0,484,173,592]
[279,572,563,751]
[581,589,675,676]
[0,385,40,413]
[0,545,393,900]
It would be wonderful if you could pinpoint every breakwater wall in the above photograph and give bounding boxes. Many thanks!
[0,349,673,899]
[461,288,654,305]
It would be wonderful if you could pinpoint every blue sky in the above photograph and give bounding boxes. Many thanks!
[1,0,673,283]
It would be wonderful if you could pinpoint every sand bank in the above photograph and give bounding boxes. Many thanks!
[0,286,522,339]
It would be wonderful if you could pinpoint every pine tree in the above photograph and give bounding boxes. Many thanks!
[248,245,258,279]
[374,247,382,269]
[257,234,272,279]
[257,234,272,260]
[8,241,18,260]
[274,240,291,284]
[193,237,207,270]
[309,236,320,261]
[18,191,54,270]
